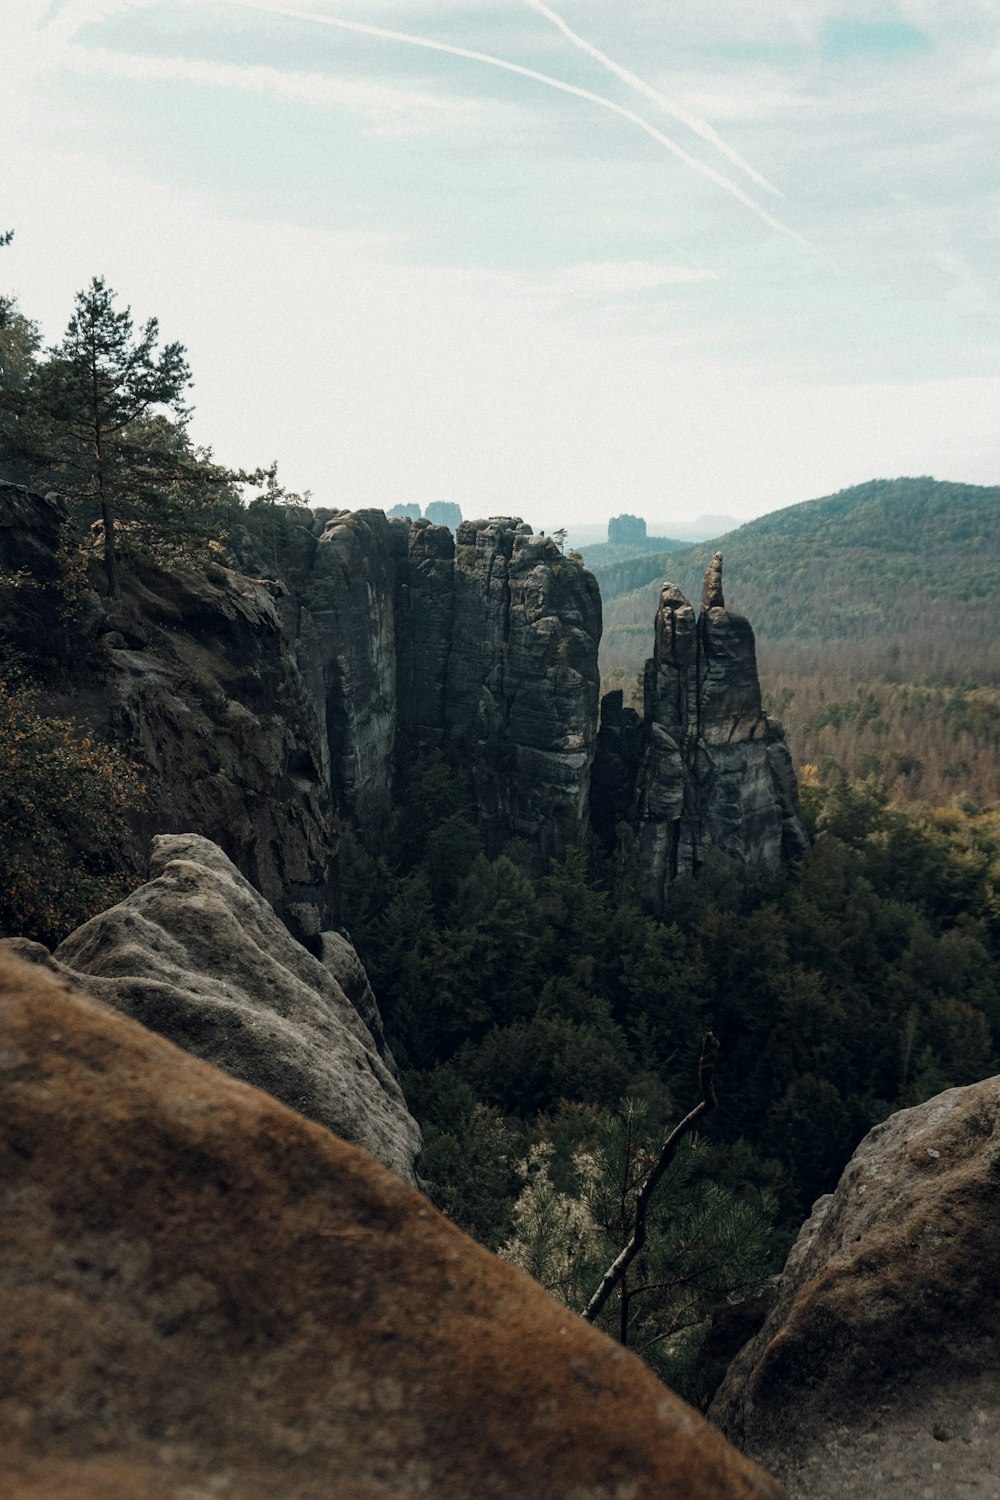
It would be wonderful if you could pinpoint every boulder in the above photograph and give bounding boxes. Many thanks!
[711,1078,1000,1498]
[7,834,421,1186]
[0,949,784,1500]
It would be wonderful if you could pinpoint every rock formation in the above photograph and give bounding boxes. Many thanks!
[3,834,421,1186]
[291,508,401,814]
[592,554,808,914]
[0,948,785,1500]
[0,484,335,941]
[1,487,806,926]
[286,511,603,860]
[447,518,602,857]
[710,1077,1000,1498]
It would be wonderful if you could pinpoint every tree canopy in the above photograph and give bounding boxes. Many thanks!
[0,277,257,595]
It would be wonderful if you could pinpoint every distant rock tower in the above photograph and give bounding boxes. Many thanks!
[608,513,647,545]
[424,501,462,532]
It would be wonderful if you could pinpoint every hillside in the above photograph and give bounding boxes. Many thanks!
[599,478,1000,805]
[572,533,688,570]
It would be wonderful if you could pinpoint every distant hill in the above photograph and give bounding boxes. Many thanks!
[601,477,1000,651]
[574,534,687,570]
[599,478,1000,806]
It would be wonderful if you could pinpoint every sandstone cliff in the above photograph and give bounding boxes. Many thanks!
[0,947,784,1500]
[592,553,809,914]
[2,487,805,929]
[285,510,603,860]
[0,484,335,941]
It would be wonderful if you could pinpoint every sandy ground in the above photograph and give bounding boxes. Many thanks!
[757,1374,1000,1500]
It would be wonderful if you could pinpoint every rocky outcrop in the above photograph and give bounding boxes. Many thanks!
[2,488,804,923]
[710,1077,1000,1498]
[4,834,421,1186]
[285,511,602,860]
[393,515,456,760]
[291,508,400,815]
[0,948,784,1500]
[0,484,335,940]
[447,519,602,857]
[592,554,808,913]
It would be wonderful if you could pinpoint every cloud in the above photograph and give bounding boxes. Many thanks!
[60,44,499,134]
[213,0,803,238]
[543,261,718,296]
[520,0,783,194]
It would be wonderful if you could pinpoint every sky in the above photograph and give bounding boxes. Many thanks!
[3,0,999,533]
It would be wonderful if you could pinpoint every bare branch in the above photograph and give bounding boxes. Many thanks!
[581,1032,720,1326]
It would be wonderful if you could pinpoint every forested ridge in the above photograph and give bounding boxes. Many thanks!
[598,477,1000,805]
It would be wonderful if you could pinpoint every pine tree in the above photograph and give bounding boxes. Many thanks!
[0,278,241,597]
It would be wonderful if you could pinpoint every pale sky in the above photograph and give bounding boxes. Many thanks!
[3,0,999,532]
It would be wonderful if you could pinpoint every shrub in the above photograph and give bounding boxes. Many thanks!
[0,680,145,945]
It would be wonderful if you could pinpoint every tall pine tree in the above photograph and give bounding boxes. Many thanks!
[1,278,242,597]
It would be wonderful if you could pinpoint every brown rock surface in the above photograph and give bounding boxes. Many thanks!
[0,950,784,1500]
[710,1078,1000,1498]
[6,834,421,1186]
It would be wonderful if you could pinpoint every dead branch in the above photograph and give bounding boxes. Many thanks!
[581,1032,720,1327]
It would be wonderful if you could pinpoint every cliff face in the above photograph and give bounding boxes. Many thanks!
[447,519,602,857]
[0,484,335,941]
[2,488,805,930]
[286,511,603,861]
[592,553,808,914]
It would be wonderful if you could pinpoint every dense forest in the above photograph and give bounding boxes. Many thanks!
[597,478,1000,807]
[338,757,1000,1399]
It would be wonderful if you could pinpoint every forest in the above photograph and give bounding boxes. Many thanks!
[336,757,1000,1399]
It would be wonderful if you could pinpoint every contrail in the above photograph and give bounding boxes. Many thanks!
[218,0,802,240]
[520,0,782,197]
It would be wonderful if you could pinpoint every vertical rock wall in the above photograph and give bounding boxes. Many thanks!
[446,519,603,857]
[285,511,602,861]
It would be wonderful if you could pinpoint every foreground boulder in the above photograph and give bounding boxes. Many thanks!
[0,952,784,1500]
[711,1078,1000,1497]
[5,834,421,1186]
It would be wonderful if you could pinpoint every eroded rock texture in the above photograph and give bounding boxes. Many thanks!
[710,1078,1000,1497]
[291,508,400,815]
[593,553,808,913]
[447,519,602,857]
[0,950,785,1500]
[285,512,602,859]
[3,834,421,1186]
[0,484,335,940]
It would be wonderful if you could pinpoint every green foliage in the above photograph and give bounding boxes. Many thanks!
[0,680,145,945]
[349,755,999,1258]
[500,1102,777,1401]
[0,279,268,595]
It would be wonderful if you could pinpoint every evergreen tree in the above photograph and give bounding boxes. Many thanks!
[0,295,42,486]
[0,278,241,596]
